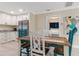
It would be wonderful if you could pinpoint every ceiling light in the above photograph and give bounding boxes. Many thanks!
[19,9,23,12]
[10,11,14,14]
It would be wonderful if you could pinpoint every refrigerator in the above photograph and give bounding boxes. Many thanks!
[18,20,29,37]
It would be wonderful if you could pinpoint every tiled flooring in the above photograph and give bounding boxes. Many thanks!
[1,40,79,56]
[0,40,20,56]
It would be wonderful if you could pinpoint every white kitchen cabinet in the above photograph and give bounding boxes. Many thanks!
[0,14,6,24]
[7,16,17,25]
[4,16,17,26]
[0,13,30,26]
[0,14,17,26]
[0,32,6,43]
[0,31,17,44]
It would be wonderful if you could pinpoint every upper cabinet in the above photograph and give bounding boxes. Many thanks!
[0,13,30,26]
[0,14,17,26]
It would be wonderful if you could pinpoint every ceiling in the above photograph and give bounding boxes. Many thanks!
[0,2,79,15]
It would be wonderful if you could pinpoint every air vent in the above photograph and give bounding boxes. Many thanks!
[65,2,73,7]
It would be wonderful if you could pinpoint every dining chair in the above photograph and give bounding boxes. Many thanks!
[54,45,64,56]
[20,40,30,56]
[20,36,30,56]
[30,32,49,56]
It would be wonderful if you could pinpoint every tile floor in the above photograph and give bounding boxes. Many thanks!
[0,40,20,56]
[0,40,54,56]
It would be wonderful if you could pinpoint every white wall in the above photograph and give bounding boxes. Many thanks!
[29,13,36,33]
[35,8,79,35]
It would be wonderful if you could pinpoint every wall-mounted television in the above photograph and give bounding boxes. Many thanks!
[49,22,59,29]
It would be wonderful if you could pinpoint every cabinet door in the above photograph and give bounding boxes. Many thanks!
[10,32,17,40]
[0,32,3,43]
[6,32,10,41]
[0,32,6,43]
[0,14,6,24]
[9,16,17,25]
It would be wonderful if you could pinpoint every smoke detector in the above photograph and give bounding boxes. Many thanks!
[46,9,51,11]
[65,2,73,7]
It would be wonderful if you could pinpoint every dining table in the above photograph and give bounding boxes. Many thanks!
[41,37,70,56]
[17,36,70,56]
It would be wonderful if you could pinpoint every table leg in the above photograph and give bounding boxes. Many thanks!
[64,46,69,56]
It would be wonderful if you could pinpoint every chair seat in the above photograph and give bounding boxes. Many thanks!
[21,40,30,48]
[21,43,30,48]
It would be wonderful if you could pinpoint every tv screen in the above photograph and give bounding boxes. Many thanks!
[49,22,59,29]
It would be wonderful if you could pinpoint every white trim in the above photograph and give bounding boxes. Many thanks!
[33,6,79,15]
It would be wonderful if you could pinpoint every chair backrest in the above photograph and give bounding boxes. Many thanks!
[30,32,45,56]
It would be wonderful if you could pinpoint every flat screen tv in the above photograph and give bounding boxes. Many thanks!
[49,22,59,29]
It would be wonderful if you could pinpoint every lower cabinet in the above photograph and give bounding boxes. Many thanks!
[0,31,17,44]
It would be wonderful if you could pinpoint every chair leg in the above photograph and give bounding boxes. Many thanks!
[20,48,22,56]
[26,47,30,56]
[54,53,57,56]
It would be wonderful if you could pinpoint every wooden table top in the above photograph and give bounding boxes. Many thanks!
[42,37,70,46]
[18,36,70,46]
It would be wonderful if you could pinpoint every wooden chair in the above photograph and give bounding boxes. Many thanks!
[30,33,49,56]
